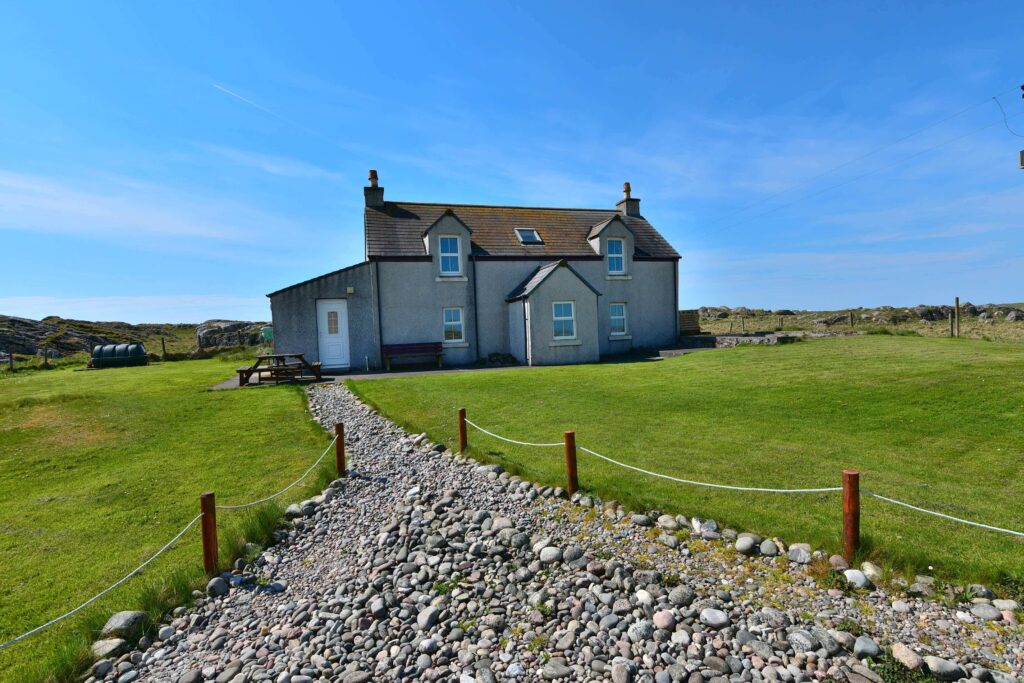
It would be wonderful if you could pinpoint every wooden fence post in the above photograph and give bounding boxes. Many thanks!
[7,350,13,373]
[458,408,467,453]
[200,492,218,575]
[564,431,578,496]
[335,423,346,476]
[954,297,960,338]
[161,336,167,360]
[849,311,855,328]
[842,470,860,563]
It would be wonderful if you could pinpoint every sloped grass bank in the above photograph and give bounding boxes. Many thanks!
[348,336,1024,585]
[0,361,332,682]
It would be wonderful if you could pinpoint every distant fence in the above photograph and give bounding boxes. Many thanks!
[0,428,346,652]
[456,408,1024,560]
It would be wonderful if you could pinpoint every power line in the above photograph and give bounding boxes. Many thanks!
[715,107,1024,232]
[992,95,1024,138]
[715,86,1021,224]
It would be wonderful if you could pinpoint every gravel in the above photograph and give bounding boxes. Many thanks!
[84,384,1021,683]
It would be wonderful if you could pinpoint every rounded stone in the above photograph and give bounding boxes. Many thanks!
[539,546,563,564]
[699,608,730,630]
[206,577,229,598]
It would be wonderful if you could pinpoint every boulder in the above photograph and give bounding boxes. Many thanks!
[100,610,149,640]
[90,638,127,659]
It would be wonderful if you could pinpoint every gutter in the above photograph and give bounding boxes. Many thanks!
[471,252,481,362]
[673,260,680,337]
[374,260,384,367]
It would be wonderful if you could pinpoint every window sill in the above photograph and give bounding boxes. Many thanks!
[436,275,468,282]
[549,339,582,347]
[606,274,632,281]
[609,334,632,341]
[442,341,469,348]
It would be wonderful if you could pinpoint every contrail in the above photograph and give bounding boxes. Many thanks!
[212,82,357,151]
[212,83,307,129]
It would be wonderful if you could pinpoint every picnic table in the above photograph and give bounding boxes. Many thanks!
[238,353,322,386]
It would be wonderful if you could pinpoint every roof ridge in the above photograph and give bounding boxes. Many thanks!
[383,200,627,214]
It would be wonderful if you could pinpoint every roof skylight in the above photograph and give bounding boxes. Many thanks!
[515,228,543,245]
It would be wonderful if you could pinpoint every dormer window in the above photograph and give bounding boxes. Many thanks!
[515,228,543,245]
[439,235,461,275]
[607,238,625,274]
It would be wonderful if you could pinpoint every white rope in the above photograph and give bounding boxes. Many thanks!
[464,419,563,448]
[216,435,338,510]
[0,513,203,652]
[865,490,1024,538]
[578,446,842,493]
[465,417,1023,533]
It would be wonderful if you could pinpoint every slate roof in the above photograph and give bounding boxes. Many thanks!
[364,201,679,259]
[505,260,602,302]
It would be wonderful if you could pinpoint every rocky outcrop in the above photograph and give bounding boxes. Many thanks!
[0,315,109,356]
[194,320,268,349]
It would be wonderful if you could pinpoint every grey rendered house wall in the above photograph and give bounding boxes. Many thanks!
[375,257,477,367]
[523,266,600,365]
[475,259,548,357]
[268,262,381,369]
[374,254,676,366]
[572,259,678,354]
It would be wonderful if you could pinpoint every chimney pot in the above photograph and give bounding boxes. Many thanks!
[616,182,641,217]
[364,169,384,208]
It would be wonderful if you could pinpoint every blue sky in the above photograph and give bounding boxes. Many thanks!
[1,2,1022,323]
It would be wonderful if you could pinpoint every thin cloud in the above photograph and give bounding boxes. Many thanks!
[0,295,269,325]
[198,144,345,181]
[0,169,304,244]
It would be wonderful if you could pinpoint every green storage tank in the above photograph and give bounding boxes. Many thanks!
[91,343,149,368]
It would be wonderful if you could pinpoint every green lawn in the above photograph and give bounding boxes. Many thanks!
[0,360,332,682]
[348,336,1024,586]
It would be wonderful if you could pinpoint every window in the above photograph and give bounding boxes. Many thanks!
[443,307,464,342]
[326,310,339,335]
[610,303,627,335]
[607,238,625,274]
[552,301,576,340]
[439,236,461,275]
[514,228,543,245]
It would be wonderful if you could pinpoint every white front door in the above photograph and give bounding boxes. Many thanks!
[316,299,350,368]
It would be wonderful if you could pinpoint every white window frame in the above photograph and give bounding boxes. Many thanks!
[442,306,464,343]
[610,302,628,336]
[607,238,625,274]
[552,301,576,340]
[439,235,461,276]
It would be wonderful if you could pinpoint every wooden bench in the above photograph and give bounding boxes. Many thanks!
[382,342,444,371]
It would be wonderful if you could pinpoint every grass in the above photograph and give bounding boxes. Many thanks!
[0,359,332,682]
[348,335,1024,586]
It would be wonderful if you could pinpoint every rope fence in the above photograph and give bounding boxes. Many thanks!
[457,408,1024,558]
[215,435,338,510]
[0,426,348,653]
[0,514,202,653]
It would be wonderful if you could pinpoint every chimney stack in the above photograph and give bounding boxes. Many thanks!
[616,181,641,217]
[364,169,384,208]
